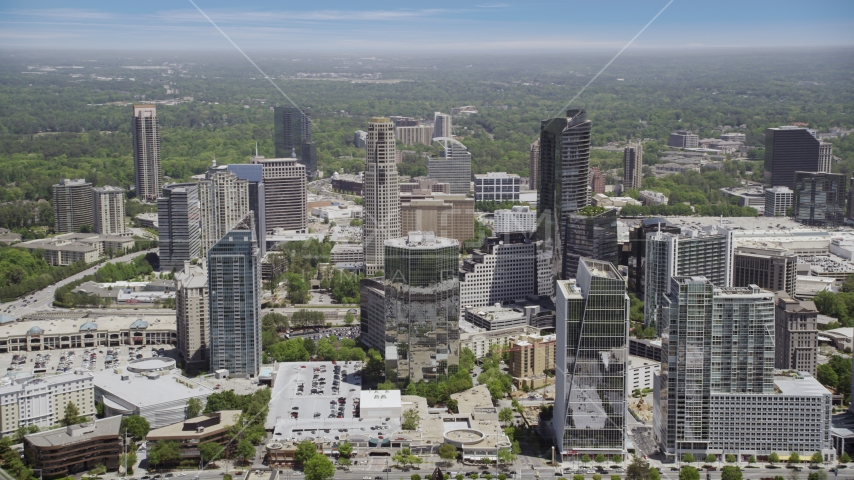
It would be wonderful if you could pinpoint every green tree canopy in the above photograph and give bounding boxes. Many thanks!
[679,466,700,480]
[186,397,203,419]
[720,466,742,480]
[62,401,80,426]
[305,454,335,480]
[120,415,150,441]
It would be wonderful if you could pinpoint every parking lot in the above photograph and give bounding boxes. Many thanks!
[0,344,179,377]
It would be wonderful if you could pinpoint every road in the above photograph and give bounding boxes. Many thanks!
[0,248,158,318]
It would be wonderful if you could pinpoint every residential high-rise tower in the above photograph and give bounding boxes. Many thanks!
[562,207,618,280]
[250,154,306,233]
[53,178,93,234]
[529,139,540,192]
[176,260,209,371]
[623,143,643,190]
[273,106,316,177]
[433,112,452,139]
[158,183,201,272]
[198,165,249,255]
[427,139,472,195]
[92,186,126,236]
[132,104,162,202]
[363,117,401,275]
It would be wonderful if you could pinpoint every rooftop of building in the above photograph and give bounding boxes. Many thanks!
[628,355,661,368]
[92,185,124,193]
[93,364,212,409]
[385,231,458,249]
[0,314,176,338]
[0,371,92,393]
[146,410,242,440]
[330,243,363,252]
[26,415,122,448]
[360,390,401,410]
[451,385,493,415]
[56,178,90,187]
[773,372,831,396]
[474,172,519,179]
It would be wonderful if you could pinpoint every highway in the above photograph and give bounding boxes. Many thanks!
[0,249,158,318]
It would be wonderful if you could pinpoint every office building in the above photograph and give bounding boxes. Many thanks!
[331,243,364,264]
[53,178,94,234]
[400,178,451,195]
[639,190,668,205]
[819,142,833,173]
[667,130,699,148]
[428,139,472,195]
[208,213,262,377]
[384,232,459,385]
[644,229,730,332]
[629,356,660,392]
[331,172,364,196]
[474,172,521,202]
[529,139,540,192]
[433,112,452,139]
[274,106,316,177]
[132,104,162,202]
[793,171,846,227]
[226,163,267,256]
[563,206,618,280]
[251,155,307,233]
[145,410,242,462]
[359,277,386,351]
[655,277,833,460]
[363,117,401,275]
[537,113,567,268]
[733,245,797,297]
[198,165,249,255]
[176,260,209,372]
[395,125,434,146]
[24,416,122,479]
[353,130,367,149]
[0,372,96,437]
[494,205,537,234]
[400,194,474,246]
[554,259,629,459]
[774,293,818,376]
[623,143,643,190]
[459,233,539,311]
[158,183,201,272]
[589,167,605,194]
[560,109,592,225]
[92,186,125,236]
[764,126,828,188]
[625,219,681,295]
[765,186,794,217]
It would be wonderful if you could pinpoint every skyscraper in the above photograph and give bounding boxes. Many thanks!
[250,154,306,233]
[274,106,316,177]
[132,104,161,202]
[176,260,209,371]
[554,259,629,460]
[384,232,459,385]
[793,171,846,227]
[53,178,93,234]
[433,112,452,139]
[363,117,401,275]
[427,139,472,195]
[226,163,267,256]
[529,139,540,192]
[538,109,592,280]
[198,165,249,255]
[623,143,643,190]
[459,232,539,311]
[764,126,829,188]
[158,183,201,272]
[92,186,125,235]
[208,213,261,377]
[562,207,618,280]
[774,293,818,376]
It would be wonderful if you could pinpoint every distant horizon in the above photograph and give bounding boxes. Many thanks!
[1,1,852,53]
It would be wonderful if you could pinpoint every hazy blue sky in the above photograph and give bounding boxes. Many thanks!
[1,0,852,52]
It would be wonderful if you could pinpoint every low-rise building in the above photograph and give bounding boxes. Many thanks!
[24,416,122,478]
[638,190,668,206]
[146,410,242,461]
[591,194,641,209]
[765,186,794,217]
[0,315,176,353]
[668,130,699,148]
[16,233,135,266]
[0,372,96,437]
[311,204,362,221]
[331,173,364,196]
[628,355,660,392]
[360,390,402,418]
[331,243,364,264]
[464,304,539,331]
[654,162,700,177]
[460,324,544,360]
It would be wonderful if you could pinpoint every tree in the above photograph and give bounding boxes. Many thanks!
[808,472,828,480]
[338,457,351,467]
[581,454,591,464]
[649,468,660,480]
[721,466,742,480]
[682,453,696,464]
[338,442,353,459]
[593,475,602,480]
[496,448,515,465]
[769,452,780,465]
[119,449,138,475]
[344,312,355,325]
[62,401,80,426]
[626,456,650,480]
[148,440,181,469]
[200,441,222,464]
[573,475,585,480]
[840,452,851,463]
[457,475,465,480]
[595,453,606,465]
[295,440,318,465]
[499,407,514,424]
[679,466,700,480]
[706,454,717,464]
[817,364,839,388]
[305,455,335,480]
[235,439,255,464]
[498,475,507,480]
[121,415,151,441]
[439,443,458,464]
[412,475,422,480]
[789,452,800,464]
[612,455,622,464]
[748,456,756,465]
[186,397,203,419]
[725,454,736,464]
[810,452,823,465]
[402,409,420,430]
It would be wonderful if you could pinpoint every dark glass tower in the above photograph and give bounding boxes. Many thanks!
[563,207,618,280]
[793,171,846,227]
[764,127,821,188]
[274,106,316,178]
[158,183,201,271]
[384,232,459,386]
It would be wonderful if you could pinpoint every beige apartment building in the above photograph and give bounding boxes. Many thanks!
[176,261,209,371]
[92,186,126,235]
[251,155,306,232]
[507,331,556,389]
[0,372,96,437]
[400,193,474,245]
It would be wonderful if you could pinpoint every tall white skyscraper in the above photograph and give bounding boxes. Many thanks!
[132,104,162,202]
[433,112,452,139]
[92,186,126,235]
[427,139,472,195]
[363,117,401,275]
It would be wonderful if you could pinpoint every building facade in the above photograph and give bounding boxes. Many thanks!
[474,172,521,202]
[668,130,699,148]
[226,163,267,256]
[427,140,472,195]
[274,106,316,176]
[562,207,618,280]
[0,372,95,437]
[733,245,797,297]
[208,213,261,377]
[494,205,537,235]
[251,155,307,233]
[774,293,818,376]
[433,112,452,139]
[589,167,605,194]
[764,126,825,188]
[158,183,202,272]
[459,233,539,311]
[92,186,125,235]
[529,139,540,193]
[132,104,162,202]
[765,186,794,217]
[554,259,629,458]
[198,166,250,255]
[623,143,643,190]
[359,277,386,351]
[176,260,209,372]
[53,178,94,234]
[384,232,459,385]
[560,109,592,227]
[400,195,474,245]
[24,416,122,478]
[793,171,846,227]
[395,125,434,146]
[363,118,401,275]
